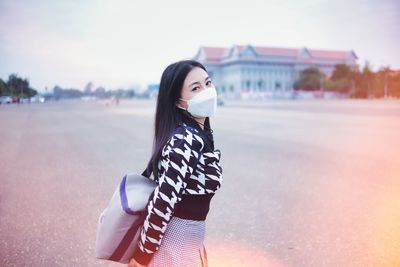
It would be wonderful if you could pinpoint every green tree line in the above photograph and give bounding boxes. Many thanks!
[294,63,400,98]
[0,74,38,98]
[52,85,136,99]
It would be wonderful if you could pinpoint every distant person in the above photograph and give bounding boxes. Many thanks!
[128,60,223,267]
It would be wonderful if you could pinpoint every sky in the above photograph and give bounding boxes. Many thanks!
[0,0,399,92]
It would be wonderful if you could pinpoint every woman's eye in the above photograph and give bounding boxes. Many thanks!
[206,80,212,86]
[191,87,199,91]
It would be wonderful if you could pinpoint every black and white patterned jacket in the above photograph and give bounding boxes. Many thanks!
[132,122,223,264]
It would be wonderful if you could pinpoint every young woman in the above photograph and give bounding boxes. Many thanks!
[128,60,223,267]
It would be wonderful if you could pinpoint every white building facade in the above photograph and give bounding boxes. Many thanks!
[193,45,358,99]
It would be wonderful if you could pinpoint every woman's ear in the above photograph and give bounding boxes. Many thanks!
[176,99,187,110]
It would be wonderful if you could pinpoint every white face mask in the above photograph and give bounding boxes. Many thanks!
[179,86,217,118]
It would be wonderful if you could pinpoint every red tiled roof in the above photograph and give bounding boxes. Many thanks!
[197,45,354,63]
[253,46,299,56]
[309,50,349,59]
[201,47,230,61]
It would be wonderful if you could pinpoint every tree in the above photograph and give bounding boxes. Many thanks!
[6,74,37,98]
[331,64,353,81]
[94,86,106,98]
[390,71,400,98]
[0,78,7,95]
[294,67,324,91]
[325,64,353,93]
[376,66,391,98]
[362,62,374,98]
[126,89,136,98]
[84,82,93,95]
[350,68,365,98]
[52,85,83,99]
[348,62,377,99]
[53,85,63,100]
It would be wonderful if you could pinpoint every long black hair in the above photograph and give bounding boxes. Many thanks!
[147,60,211,177]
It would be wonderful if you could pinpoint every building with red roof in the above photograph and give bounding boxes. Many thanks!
[193,45,358,98]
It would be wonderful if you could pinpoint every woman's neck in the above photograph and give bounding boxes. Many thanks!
[194,117,206,129]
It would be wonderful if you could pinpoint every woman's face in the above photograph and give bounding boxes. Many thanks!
[176,67,213,109]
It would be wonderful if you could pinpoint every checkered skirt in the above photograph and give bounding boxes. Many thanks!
[147,217,208,267]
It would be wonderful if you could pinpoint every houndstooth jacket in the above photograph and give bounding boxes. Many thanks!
[132,122,223,264]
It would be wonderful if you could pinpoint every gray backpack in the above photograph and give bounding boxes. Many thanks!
[95,171,157,263]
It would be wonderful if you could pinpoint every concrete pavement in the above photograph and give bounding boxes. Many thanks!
[0,99,399,267]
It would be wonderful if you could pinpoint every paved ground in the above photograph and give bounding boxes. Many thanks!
[0,99,399,267]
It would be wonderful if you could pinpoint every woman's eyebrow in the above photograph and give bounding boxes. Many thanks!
[189,77,210,87]
[189,81,200,87]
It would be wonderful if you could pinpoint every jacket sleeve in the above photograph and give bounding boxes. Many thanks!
[132,127,204,265]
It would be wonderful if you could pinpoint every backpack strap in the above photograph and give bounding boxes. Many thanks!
[141,160,153,178]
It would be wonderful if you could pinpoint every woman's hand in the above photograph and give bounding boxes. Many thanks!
[127,257,146,267]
